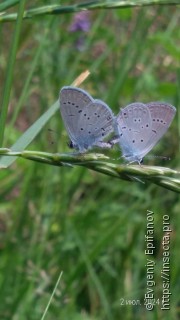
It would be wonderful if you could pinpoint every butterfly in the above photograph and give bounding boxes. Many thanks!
[114,102,176,163]
[60,86,115,152]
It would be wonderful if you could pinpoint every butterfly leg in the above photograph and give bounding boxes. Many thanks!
[94,141,112,149]
[127,160,143,165]
[108,135,120,146]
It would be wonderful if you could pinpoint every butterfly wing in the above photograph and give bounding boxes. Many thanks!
[144,102,176,153]
[77,99,114,149]
[116,102,176,162]
[60,87,114,151]
[115,103,152,162]
[60,87,93,148]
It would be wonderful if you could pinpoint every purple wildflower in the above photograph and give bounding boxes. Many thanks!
[69,11,91,32]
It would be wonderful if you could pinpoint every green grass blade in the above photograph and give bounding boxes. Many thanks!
[0,0,26,146]
[7,27,48,135]
[0,0,20,12]
[0,1,179,22]
[0,149,179,192]
[70,226,112,320]
[41,271,63,320]
[0,101,59,167]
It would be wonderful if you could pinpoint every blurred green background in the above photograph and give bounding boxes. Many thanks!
[0,1,179,319]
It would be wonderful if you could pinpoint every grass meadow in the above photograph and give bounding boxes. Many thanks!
[0,1,179,319]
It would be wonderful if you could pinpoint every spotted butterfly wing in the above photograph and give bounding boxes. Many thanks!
[60,87,114,152]
[145,102,176,152]
[115,102,176,163]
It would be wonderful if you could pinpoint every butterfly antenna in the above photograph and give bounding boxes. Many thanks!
[147,155,171,161]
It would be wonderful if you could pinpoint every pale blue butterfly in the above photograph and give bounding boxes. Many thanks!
[114,102,176,164]
[60,86,115,152]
